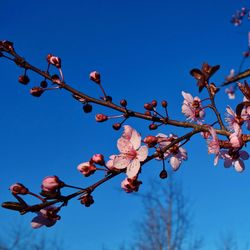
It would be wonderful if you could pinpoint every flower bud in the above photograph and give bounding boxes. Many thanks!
[144,103,153,111]
[1,40,14,51]
[47,54,61,68]
[120,99,127,107]
[144,135,158,148]
[30,87,44,97]
[41,176,64,192]
[80,194,94,207]
[151,100,157,107]
[121,177,142,193]
[51,74,61,84]
[40,80,48,88]
[9,183,29,195]
[159,169,168,179]
[113,123,121,130]
[91,154,105,165]
[95,114,108,122]
[77,162,96,177]
[89,71,101,84]
[83,103,92,113]
[18,75,30,85]
[149,123,158,130]
[145,111,151,116]
[161,100,168,108]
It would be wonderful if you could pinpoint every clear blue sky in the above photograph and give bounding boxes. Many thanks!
[1,0,250,249]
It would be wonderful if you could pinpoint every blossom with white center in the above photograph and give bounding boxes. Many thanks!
[220,150,249,172]
[112,126,148,178]
[181,91,205,123]
[31,206,60,229]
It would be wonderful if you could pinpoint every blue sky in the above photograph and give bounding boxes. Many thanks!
[1,0,250,249]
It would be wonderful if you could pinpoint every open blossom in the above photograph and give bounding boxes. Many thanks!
[77,162,97,177]
[112,125,148,178]
[121,177,142,193]
[41,176,64,192]
[225,106,243,131]
[181,91,205,123]
[206,127,220,165]
[31,206,60,229]
[220,150,249,172]
[156,133,187,171]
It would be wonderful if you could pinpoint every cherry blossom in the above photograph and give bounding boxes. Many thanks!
[112,125,148,178]
[156,133,187,171]
[225,106,243,131]
[181,91,205,123]
[206,126,220,165]
[31,206,60,229]
[220,150,249,172]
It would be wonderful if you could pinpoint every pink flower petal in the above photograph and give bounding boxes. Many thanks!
[122,125,133,140]
[126,159,140,178]
[129,128,141,150]
[234,159,245,172]
[113,155,131,169]
[136,146,148,162]
[182,91,193,103]
[170,156,181,171]
[117,138,133,154]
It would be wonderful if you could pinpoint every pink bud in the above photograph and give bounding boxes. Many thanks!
[77,162,96,177]
[41,176,64,192]
[47,54,61,68]
[91,154,105,165]
[79,194,94,207]
[144,135,158,148]
[89,71,101,84]
[121,177,142,193]
[30,87,44,97]
[9,183,29,195]
[95,114,108,122]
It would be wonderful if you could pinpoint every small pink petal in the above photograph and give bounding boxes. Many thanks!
[234,159,245,172]
[170,156,181,171]
[126,159,140,178]
[136,146,148,162]
[117,138,133,154]
[113,155,131,169]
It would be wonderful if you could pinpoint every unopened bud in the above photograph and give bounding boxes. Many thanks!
[161,100,168,108]
[9,183,29,195]
[80,194,94,207]
[51,74,61,84]
[18,75,30,85]
[159,169,168,179]
[144,135,158,147]
[145,111,151,116]
[83,103,92,113]
[30,87,44,97]
[47,54,61,68]
[151,100,157,107]
[40,80,48,88]
[149,123,158,130]
[144,103,153,111]
[91,154,105,165]
[95,114,108,122]
[120,99,127,107]
[113,123,121,130]
[90,71,101,84]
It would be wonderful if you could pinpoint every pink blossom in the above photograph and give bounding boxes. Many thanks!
[41,176,64,192]
[156,133,187,171]
[220,150,249,172]
[112,125,148,178]
[31,206,60,229]
[9,183,29,195]
[121,177,142,193]
[181,91,205,123]
[206,127,220,165]
[229,129,243,149]
[225,86,235,100]
[225,106,243,131]
[77,162,96,177]
[106,155,120,171]
[46,54,61,68]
